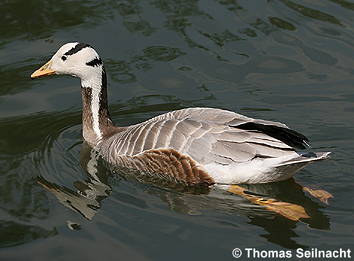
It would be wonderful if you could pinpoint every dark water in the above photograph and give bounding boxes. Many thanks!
[1,0,354,260]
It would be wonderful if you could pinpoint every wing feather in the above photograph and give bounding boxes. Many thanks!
[102,108,304,167]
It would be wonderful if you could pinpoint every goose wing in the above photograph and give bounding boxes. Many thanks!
[103,108,308,166]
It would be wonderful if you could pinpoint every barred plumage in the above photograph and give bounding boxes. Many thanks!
[99,107,329,184]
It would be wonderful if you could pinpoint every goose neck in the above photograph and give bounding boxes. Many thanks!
[81,69,112,146]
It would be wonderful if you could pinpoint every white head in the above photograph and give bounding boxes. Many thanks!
[31,42,104,88]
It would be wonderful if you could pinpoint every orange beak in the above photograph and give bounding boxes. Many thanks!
[31,60,56,78]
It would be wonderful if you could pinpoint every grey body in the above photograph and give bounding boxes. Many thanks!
[101,107,294,163]
[97,107,329,185]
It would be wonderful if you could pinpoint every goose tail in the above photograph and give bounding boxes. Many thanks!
[277,151,330,167]
[273,152,331,181]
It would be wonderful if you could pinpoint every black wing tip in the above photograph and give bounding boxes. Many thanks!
[281,126,310,149]
[236,122,310,150]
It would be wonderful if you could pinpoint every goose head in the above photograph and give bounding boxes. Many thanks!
[31,42,103,88]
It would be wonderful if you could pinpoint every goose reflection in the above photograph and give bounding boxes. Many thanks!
[38,142,331,232]
[38,142,112,220]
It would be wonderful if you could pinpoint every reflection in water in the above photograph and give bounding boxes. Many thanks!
[0,61,39,96]
[107,92,217,123]
[38,142,111,220]
[239,181,331,229]
[268,17,296,31]
[0,0,114,40]
[39,142,331,249]
[106,46,185,84]
[152,0,212,49]
[272,33,337,66]
[115,1,155,36]
[329,0,354,10]
[279,0,342,26]
[0,221,57,248]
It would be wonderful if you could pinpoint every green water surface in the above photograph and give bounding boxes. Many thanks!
[0,0,353,260]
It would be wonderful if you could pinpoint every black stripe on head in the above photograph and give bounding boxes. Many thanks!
[86,58,103,67]
[64,43,90,56]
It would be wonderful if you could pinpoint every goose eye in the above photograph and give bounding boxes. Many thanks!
[61,56,67,61]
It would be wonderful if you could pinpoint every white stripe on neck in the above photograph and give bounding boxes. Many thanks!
[82,73,103,143]
[91,87,102,142]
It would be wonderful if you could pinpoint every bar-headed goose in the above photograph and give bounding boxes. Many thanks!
[31,42,330,185]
